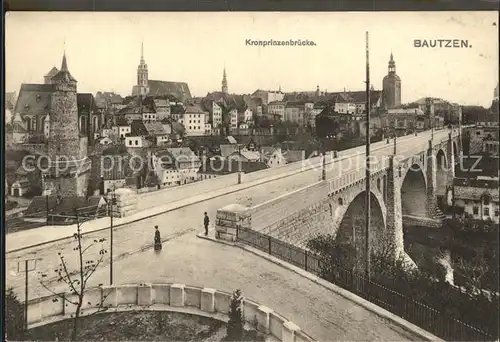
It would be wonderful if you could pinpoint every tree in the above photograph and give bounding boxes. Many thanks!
[5,287,25,340]
[38,211,110,341]
[102,144,127,155]
[306,234,359,280]
[226,289,244,341]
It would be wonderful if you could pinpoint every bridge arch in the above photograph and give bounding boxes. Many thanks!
[435,149,448,197]
[401,163,428,217]
[335,190,386,271]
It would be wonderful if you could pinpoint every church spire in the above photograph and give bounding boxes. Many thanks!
[61,52,68,71]
[222,66,228,94]
[141,41,144,63]
[388,52,396,74]
[61,39,68,71]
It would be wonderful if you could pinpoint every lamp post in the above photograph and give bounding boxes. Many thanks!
[364,31,371,280]
[322,151,326,181]
[393,129,397,155]
[108,188,117,285]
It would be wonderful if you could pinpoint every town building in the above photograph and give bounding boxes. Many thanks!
[453,177,499,224]
[229,109,239,133]
[260,147,287,168]
[268,101,286,119]
[181,106,208,136]
[238,108,253,123]
[228,149,261,163]
[382,53,402,109]
[10,179,31,197]
[112,122,132,140]
[284,102,306,124]
[251,89,285,106]
[333,93,357,114]
[468,122,499,156]
[386,108,426,132]
[153,147,201,186]
[5,91,17,111]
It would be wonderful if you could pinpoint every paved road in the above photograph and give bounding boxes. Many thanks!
[11,231,423,341]
[6,129,455,294]
[134,129,455,211]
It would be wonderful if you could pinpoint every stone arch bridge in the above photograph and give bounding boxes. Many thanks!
[217,130,462,269]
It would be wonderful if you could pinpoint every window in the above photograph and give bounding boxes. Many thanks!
[473,206,479,215]
[129,140,132,145]
[495,210,499,217]
[484,207,490,216]
[135,140,138,146]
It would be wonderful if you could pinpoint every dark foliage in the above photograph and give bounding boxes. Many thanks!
[102,144,128,155]
[5,288,25,340]
[306,234,499,340]
[227,290,244,341]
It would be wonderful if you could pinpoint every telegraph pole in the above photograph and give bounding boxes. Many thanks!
[18,258,40,331]
[364,31,371,279]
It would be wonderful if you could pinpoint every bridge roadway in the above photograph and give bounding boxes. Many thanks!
[6,129,454,290]
[5,129,454,340]
[137,128,453,212]
[6,128,454,253]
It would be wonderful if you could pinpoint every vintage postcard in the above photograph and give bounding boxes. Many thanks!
[4,11,499,342]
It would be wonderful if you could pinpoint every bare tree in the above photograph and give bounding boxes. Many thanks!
[38,210,110,341]
[453,249,494,296]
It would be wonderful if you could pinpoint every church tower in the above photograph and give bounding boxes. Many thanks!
[132,42,150,96]
[222,67,228,94]
[382,53,401,109]
[45,51,91,197]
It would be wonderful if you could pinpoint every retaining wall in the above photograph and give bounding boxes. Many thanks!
[26,283,315,342]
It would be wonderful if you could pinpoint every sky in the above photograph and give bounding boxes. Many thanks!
[5,11,499,107]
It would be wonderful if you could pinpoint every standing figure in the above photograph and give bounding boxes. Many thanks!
[154,225,162,251]
[204,212,210,236]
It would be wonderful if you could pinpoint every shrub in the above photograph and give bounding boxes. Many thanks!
[226,290,244,341]
[5,288,25,340]
[306,234,500,339]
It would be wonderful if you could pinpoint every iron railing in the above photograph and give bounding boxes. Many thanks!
[236,226,496,341]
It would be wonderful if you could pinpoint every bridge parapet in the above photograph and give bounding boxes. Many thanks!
[25,283,315,342]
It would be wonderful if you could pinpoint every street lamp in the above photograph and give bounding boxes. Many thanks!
[322,151,326,181]
[107,188,117,285]
[393,129,397,155]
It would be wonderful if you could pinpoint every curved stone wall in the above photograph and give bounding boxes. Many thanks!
[26,283,315,342]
